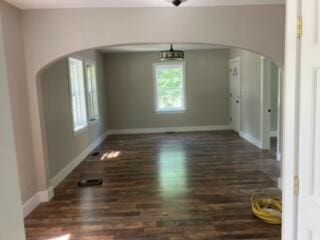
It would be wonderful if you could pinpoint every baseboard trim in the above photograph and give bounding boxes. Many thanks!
[23,132,108,218]
[51,131,108,188]
[107,125,231,135]
[277,152,282,161]
[239,131,262,149]
[22,193,40,217]
[278,177,282,190]
[22,187,54,218]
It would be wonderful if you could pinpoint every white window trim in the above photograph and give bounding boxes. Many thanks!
[153,61,187,113]
[68,56,101,135]
[73,124,88,136]
[88,117,100,127]
[84,59,100,126]
[67,57,88,135]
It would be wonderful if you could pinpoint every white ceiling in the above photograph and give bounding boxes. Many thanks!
[100,43,228,53]
[5,0,285,10]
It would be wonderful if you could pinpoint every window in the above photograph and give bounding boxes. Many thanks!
[85,61,100,123]
[68,57,88,132]
[154,63,186,112]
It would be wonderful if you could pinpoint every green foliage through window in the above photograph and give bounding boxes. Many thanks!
[155,64,185,111]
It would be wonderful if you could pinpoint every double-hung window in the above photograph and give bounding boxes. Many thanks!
[85,61,100,123]
[154,63,186,112]
[68,57,88,132]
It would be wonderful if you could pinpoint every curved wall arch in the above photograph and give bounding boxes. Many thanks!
[21,5,285,191]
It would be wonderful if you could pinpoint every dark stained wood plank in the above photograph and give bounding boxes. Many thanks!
[24,131,281,240]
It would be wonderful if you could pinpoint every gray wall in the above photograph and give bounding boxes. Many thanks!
[41,50,108,179]
[104,50,230,130]
[0,0,38,205]
[230,49,262,141]
[0,3,26,238]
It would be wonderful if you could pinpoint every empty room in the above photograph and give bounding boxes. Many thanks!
[27,43,282,239]
[1,0,319,240]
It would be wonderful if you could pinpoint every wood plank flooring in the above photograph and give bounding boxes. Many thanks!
[25,131,281,240]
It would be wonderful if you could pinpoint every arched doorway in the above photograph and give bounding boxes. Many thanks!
[24,42,282,239]
[33,41,284,195]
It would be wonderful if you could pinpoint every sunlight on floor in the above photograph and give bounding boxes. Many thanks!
[158,143,187,197]
[101,151,121,160]
[47,234,71,240]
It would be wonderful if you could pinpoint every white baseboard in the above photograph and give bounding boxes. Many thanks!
[23,132,108,218]
[277,152,282,161]
[22,193,40,217]
[51,131,108,188]
[22,187,54,218]
[107,125,231,135]
[278,177,282,190]
[270,131,277,137]
[239,131,263,149]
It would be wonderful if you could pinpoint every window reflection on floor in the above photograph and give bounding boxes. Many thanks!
[47,234,71,240]
[158,143,187,198]
[101,150,121,160]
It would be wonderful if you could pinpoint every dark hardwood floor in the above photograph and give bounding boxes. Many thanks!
[25,131,281,240]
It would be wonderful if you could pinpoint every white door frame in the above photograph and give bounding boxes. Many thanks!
[260,57,272,150]
[229,57,241,133]
[277,68,283,161]
[282,0,300,239]
[0,2,301,239]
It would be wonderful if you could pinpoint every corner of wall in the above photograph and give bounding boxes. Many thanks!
[239,130,263,149]
[22,130,109,218]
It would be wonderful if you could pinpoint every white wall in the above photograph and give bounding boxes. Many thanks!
[20,5,285,192]
[0,9,26,240]
[271,63,279,133]
[0,1,38,204]
[0,3,286,213]
[230,49,262,144]
[230,48,279,148]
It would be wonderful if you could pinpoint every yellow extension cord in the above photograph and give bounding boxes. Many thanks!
[250,193,282,225]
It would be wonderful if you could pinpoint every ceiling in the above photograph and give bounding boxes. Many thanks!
[99,43,228,53]
[5,0,285,10]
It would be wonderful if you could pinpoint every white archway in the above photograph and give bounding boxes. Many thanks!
[21,5,285,193]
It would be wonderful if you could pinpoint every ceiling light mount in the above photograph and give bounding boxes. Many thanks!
[171,0,188,7]
[160,44,184,61]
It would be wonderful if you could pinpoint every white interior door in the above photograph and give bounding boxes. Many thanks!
[229,58,241,133]
[297,1,320,238]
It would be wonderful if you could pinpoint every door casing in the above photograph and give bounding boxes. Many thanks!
[282,0,300,239]
[229,57,241,133]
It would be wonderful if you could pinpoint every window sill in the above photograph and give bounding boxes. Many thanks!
[156,109,186,114]
[73,125,88,136]
[89,118,100,127]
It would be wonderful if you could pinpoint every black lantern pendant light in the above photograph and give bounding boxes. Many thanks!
[160,44,184,61]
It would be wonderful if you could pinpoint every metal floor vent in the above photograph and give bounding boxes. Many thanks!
[91,151,100,157]
[166,131,176,134]
[78,178,103,187]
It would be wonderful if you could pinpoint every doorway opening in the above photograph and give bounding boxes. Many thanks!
[25,43,283,240]
[229,52,282,165]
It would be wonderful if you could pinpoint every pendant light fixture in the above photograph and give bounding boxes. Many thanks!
[160,44,184,61]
